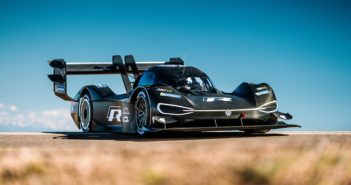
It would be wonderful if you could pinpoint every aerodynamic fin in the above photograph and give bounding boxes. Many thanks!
[47,59,74,101]
[274,112,293,120]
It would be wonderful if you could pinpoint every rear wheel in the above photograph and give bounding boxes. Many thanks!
[134,91,151,136]
[79,94,93,132]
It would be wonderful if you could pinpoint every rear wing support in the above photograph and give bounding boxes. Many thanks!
[48,55,184,101]
[113,55,132,93]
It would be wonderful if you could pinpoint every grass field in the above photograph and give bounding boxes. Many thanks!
[0,132,350,185]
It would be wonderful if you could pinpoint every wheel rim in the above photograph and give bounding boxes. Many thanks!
[135,96,147,134]
[79,98,91,131]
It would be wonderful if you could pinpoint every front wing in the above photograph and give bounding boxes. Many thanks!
[147,121,300,132]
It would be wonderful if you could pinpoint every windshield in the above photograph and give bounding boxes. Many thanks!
[174,75,217,94]
[139,66,219,94]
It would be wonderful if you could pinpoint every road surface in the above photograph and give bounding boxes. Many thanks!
[0,131,350,185]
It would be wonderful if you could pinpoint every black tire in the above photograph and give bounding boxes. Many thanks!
[244,129,271,134]
[134,91,151,136]
[78,94,93,132]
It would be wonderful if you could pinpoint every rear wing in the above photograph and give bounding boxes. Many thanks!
[48,55,184,101]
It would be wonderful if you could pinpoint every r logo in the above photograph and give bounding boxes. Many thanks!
[107,106,122,122]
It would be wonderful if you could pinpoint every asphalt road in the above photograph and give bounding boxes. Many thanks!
[1,131,351,185]
[1,131,350,148]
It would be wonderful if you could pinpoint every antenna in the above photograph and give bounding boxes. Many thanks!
[182,50,186,62]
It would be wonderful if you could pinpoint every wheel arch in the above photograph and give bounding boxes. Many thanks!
[129,86,154,103]
[129,87,143,104]
[74,85,112,132]
[74,85,115,102]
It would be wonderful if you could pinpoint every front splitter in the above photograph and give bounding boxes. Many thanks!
[149,121,301,132]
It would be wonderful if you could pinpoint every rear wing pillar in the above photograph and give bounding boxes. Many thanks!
[113,55,132,93]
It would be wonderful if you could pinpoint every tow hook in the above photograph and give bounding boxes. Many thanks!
[239,112,246,126]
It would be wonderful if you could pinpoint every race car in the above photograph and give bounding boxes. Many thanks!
[48,54,300,135]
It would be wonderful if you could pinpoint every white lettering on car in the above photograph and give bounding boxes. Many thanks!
[203,97,232,102]
[107,106,122,122]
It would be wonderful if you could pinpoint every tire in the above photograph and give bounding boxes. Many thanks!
[244,129,271,134]
[134,91,151,136]
[78,94,93,132]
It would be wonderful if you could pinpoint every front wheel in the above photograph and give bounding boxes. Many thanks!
[134,91,151,136]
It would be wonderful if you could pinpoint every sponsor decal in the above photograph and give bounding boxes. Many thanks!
[156,88,173,93]
[122,115,129,123]
[122,107,130,114]
[255,90,270,96]
[225,110,232,117]
[107,106,122,122]
[55,84,65,93]
[159,92,181,99]
[203,97,232,102]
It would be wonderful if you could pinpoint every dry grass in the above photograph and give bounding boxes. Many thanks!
[0,133,351,185]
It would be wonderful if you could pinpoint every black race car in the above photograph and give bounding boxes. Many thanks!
[48,55,300,135]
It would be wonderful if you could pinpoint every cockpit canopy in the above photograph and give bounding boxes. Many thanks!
[135,66,218,94]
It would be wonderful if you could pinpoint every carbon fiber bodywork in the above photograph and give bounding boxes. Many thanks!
[48,55,300,134]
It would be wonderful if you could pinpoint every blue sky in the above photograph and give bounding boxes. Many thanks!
[0,0,350,131]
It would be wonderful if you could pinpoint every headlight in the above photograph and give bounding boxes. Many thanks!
[258,101,278,113]
[157,103,194,116]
